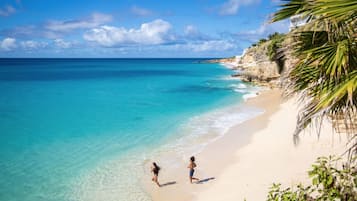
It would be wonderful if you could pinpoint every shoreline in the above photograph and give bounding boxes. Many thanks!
[146,88,348,201]
[145,88,282,201]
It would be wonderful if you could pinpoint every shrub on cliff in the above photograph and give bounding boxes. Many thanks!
[267,156,357,201]
[267,32,286,74]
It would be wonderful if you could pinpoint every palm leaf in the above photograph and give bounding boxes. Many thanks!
[272,0,357,155]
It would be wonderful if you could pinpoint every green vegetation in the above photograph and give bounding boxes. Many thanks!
[267,32,286,74]
[250,37,270,47]
[267,32,285,61]
[272,0,357,142]
[267,156,357,201]
[258,38,268,45]
[248,32,286,74]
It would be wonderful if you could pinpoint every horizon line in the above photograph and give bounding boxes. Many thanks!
[0,57,225,59]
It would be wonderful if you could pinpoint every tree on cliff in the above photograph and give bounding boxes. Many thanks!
[272,0,357,156]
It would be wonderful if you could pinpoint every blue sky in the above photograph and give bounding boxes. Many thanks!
[0,0,289,57]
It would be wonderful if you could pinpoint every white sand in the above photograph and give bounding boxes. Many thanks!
[194,97,348,201]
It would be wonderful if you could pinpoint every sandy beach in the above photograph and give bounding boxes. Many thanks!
[147,89,348,201]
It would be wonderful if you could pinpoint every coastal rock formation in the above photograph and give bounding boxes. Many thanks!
[234,42,280,84]
[207,34,298,88]
[220,37,296,88]
[205,57,238,66]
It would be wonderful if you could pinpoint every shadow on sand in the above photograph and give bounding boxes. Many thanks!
[160,181,177,187]
[197,177,215,184]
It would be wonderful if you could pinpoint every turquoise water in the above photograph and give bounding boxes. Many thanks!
[0,59,260,201]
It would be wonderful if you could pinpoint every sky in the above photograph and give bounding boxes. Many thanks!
[0,0,289,58]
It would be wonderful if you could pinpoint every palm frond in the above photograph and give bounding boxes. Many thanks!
[272,0,357,153]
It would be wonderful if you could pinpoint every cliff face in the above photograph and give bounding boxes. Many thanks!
[232,38,296,87]
[236,42,280,81]
[206,35,296,87]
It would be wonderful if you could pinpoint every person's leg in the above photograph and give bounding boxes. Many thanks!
[191,170,199,182]
[189,169,193,183]
[154,175,160,187]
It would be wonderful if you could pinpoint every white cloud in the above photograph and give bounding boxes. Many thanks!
[83,19,235,53]
[83,19,174,47]
[1,25,62,40]
[184,25,199,36]
[252,20,289,35]
[0,5,16,16]
[190,40,236,52]
[183,25,211,41]
[219,0,259,15]
[21,40,48,49]
[131,6,153,16]
[54,39,72,48]
[0,37,17,51]
[234,20,289,41]
[45,13,113,32]
[2,13,112,39]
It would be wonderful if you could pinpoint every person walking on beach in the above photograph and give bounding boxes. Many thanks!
[151,162,161,187]
[188,156,199,183]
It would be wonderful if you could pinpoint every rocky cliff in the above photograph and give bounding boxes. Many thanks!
[206,34,297,87]
[234,42,280,83]
[230,36,296,87]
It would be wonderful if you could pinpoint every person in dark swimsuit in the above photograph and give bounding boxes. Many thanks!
[188,156,199,183]
[151,162,161,187]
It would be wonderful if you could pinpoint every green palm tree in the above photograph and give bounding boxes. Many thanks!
[271,0,357,156]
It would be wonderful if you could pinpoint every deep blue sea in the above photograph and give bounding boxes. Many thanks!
[0,58,262,201]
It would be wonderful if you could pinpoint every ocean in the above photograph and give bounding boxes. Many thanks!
[0,58,262,201]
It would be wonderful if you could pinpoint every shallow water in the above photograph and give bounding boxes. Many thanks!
[0,58,260,201]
